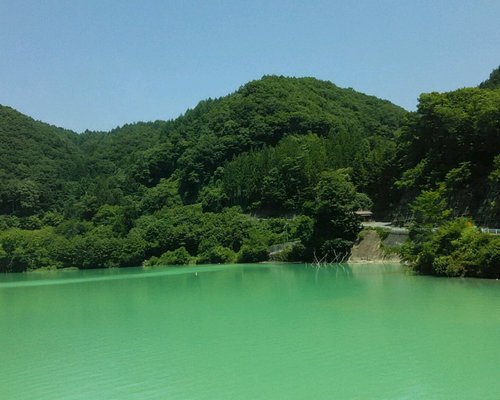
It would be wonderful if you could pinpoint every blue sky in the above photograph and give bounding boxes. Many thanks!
[1,0,499,132]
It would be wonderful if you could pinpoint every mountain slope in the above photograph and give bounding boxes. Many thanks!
[1,69,497,274]
[0,76,407,271]
[479,65,500,89]
[0,105,83,215]
[393,86,500,225]
[77,76,406,202]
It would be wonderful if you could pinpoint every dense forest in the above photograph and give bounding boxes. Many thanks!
[0,68,499,277]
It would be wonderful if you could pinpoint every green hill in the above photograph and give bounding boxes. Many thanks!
[0,70,498,275]
[393,86,500,226]
[77,76,407,202]
[479,65,500,89]
[0,105,83,215]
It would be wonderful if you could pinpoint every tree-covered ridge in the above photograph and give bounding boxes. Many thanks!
[0,68,499,276]
[77,120,171,177]
[393,87,500,226]
[75,76,406,201]
[0,105,83,215]
[396,67,500,277]
[172,76,405,200]
[0,75,406,272]
[479,65,500,89]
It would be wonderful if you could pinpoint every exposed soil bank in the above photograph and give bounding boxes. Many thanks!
[349,230,404,264]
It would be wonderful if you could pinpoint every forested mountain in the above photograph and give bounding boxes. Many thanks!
[393,86,500,226]
[78,76,406,203]
[479,66,500,89]
[397,67,500,278]
[0,70,498,275]
[0,106,83,215]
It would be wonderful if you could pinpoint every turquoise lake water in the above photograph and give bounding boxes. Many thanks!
[1,263,499,399]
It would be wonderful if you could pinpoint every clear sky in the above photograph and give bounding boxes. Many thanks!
[1,0,499,132]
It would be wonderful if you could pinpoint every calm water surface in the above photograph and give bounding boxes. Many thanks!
[1,263,499,399]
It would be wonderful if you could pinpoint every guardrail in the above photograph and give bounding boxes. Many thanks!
[480,228,500,235]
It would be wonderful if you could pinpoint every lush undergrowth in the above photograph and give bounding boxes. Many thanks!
[402,218,500,278]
